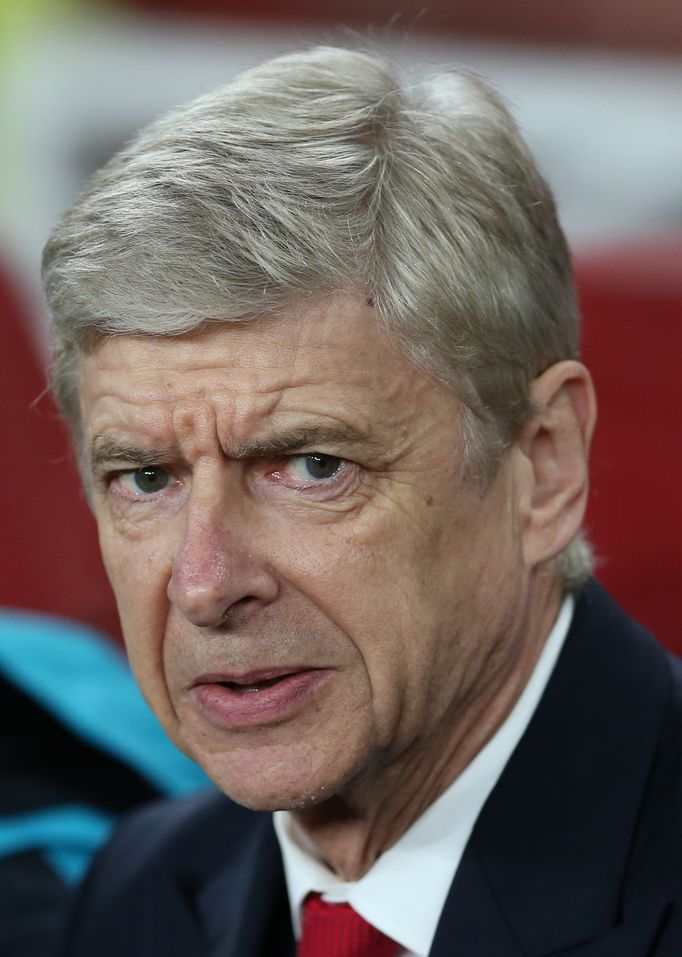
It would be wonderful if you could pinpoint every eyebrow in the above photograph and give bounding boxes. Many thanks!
[89,441,179,474]
[229,425,378,459]
[89,424,381,473]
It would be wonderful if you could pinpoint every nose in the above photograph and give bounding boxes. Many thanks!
[167,516,279,629]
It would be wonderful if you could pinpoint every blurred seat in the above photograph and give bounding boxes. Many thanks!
[577,236,682,653]
[0,262,120,640]
[0,609,208,956]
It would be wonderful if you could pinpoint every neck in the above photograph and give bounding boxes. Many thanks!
[292,573,564,881]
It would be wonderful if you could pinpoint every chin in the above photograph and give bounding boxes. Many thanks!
[227,785,337,814]
[196,742,361,813]
[210,771,340,814]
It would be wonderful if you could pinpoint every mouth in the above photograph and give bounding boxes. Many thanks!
[215,671,299,694]
[190,667,331,729]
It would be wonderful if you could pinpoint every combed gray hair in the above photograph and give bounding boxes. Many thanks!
[42,46,592,587]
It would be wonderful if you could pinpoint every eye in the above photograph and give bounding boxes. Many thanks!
[296,454,343,482]
[119,467,171,495]
[268,453,348,491]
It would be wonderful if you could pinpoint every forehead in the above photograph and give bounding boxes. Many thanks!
[77,297,458,453]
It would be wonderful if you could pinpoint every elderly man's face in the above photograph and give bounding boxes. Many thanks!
[79,297,533,810]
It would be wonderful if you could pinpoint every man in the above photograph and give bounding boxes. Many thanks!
[43,47,682,956]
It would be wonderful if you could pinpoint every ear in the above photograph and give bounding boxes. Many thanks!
[516,360,597,570]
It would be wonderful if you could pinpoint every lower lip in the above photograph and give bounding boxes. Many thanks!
[191,670,331,729]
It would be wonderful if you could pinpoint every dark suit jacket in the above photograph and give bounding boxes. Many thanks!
[59,582,682,956]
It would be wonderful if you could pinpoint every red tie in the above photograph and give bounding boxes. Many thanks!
[297,893,400,957]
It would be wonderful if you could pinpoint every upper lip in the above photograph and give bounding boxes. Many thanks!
[192,667,313,687]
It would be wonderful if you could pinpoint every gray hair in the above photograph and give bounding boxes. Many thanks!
[42,46,592,586]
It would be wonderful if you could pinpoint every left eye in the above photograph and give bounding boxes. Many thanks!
[279,454,344,486]
[298,454,342,481]
[119,467,171,495]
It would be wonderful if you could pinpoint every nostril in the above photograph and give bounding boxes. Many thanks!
[220,595,262,627]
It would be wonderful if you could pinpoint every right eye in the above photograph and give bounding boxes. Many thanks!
[118,467,172,496]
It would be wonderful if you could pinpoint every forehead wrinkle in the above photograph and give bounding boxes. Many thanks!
[171,401,221,462]
[163,376,287,461]
[212,385,285,453]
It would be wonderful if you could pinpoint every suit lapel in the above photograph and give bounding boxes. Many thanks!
[545,904,671,956]
[129,863,210,957]
[432,583,672,956]
[429,850,669,957]
[429,843,526,956]
[196,812,294,957]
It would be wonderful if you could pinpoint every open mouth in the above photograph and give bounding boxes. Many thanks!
[219,674,295,693]
[192,667,331,728]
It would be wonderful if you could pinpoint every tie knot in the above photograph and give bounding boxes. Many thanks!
[297,893,399,957]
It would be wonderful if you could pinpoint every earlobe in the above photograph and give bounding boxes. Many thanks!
[518,360,597,570]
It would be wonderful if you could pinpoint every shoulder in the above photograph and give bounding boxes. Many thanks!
[59,788,272,956]
[85,785,266,891]
[563,580,682,782]
[569,579,681,702]
[570,582,682,892]
[99,787,239,857]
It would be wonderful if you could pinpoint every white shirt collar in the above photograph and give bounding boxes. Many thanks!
[274,594,575,957]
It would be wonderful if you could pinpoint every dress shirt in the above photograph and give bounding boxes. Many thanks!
[274,594,574,957]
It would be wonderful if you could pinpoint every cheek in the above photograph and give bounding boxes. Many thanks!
[98,522,178,719]
[287,488,520,739]
[275,510,453,738]
[100,527,168,624]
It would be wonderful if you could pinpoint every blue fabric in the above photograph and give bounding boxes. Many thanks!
[0,805,113,885]
[0,609,208,796]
